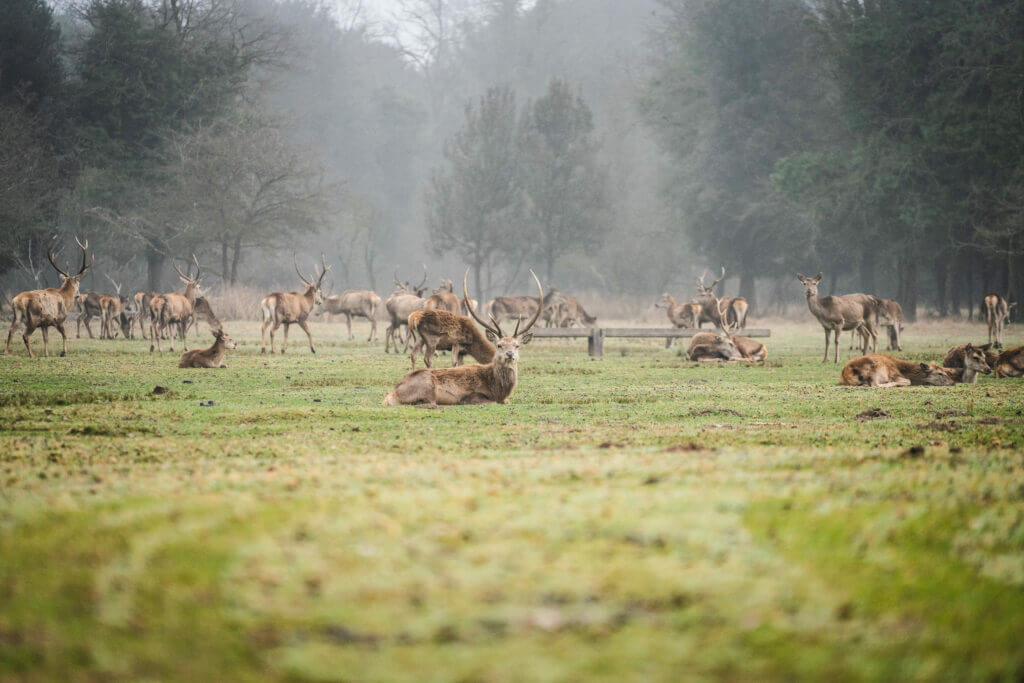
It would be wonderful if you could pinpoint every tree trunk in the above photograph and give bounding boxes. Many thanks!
[364,242,377,292]
[827,270,838,296]
[739,271,756,312]
[147,248,164,292]
[221,241,230,285]
[933,256,948,317]
[473,258,484,308]
[898,255,918,322]
[230,235,242,285]
[859,244,875,294]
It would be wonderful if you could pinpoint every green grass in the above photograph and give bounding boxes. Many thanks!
[1,319,1023,681]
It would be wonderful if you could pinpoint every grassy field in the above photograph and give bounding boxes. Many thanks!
[1,319,1023,682]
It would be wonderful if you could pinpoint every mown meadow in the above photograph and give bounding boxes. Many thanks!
[1,320,1023,681]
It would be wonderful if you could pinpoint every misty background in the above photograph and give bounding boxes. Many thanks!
[2,0,1022,319]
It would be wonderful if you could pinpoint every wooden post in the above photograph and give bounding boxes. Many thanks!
[588,328,604,357]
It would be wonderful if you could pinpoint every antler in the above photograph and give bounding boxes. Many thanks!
[697,270,707,290]
[515,270,544,338]
[74,237,91,276]
[464,268,503,337]
[393,267,402,288]
[192,253,201,281]
[104,273,122,295]
[716,298,733,336]
[173,260,191,282]
[46,236,70,278]
[316,253,330,286]
[709,266,725,291]
[293,252,312,286]
[416,264,428,290]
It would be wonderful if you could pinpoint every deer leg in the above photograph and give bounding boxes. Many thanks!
[84,316,94,339]
[56,323,68,357]
[451,343,462,367]
[22,323,36,358]
[260,318,270,354]
[269,320,281,354]
[41,326,50,357]
[298,320,315,353]
[281,322,290,354]
[345,314,353,340]
[5,313,21,356]
[368,315,376,342]
[833,329,840,363]
[179,321,189,351]
[822,329,830,363]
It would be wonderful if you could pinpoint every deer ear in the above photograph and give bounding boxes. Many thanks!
[519,333,533,345]
[920,363,931,372]
[813,273,823,283]
[485,329,498,343]
[965,343,974,351]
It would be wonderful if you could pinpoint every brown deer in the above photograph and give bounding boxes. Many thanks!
[728,298,749,329]
[992,346,1024,378]
[557,294,597,327]
[687,332,743,361]
[694,268,728,328]
[99,275,130,339]
[178,328,237,368]
[4,237,91,358]
[656,293,701,348]
[383,271,543,407]
[937,344,992,383]
[984,294,1016,349]
[488,296,541,325]
[840,354,954,387]
[75,292,103,339]
[260,253,329,354]
[943,343,999,371]
[132,291,157,339]
[797,273,879,363]
[423,279,461,313]
[384,271,429,354]
[407,309,496,369]
[319,288,382,341]
[876,299,904,351]
[150,256,204,352]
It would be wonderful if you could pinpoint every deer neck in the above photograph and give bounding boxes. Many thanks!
[805,291,828,318]
[184,283,199,304]
[484,360,518,400]
[303,285,318,307]
[959,366,979,384]
[58,279,78,305]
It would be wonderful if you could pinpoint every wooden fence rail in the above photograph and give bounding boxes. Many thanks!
[530,327,771,357]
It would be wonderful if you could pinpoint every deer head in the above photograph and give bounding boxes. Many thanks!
[173,254,204,298]
[464,268,543,367]
[655,293,674,308]
[294,253,330,307]
[698,267,726,296]
[47,236,91,294]
[962,343,993,375]
[796,272,823,298]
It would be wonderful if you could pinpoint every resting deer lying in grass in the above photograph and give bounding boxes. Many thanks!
[936,344,992,383]
[797,273,878,363]
[178,328,237,368]
[984,294,1016,349]
[407,309,495,369]
[992,346,1024,378]
[943,343,998,371]
[383,271,542,407]
[840,354,953,388]
[688,300,766,361]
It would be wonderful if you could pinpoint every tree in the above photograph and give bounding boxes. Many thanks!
[0,0,63,107]
[519,79,609,284]
[426,87,524,302]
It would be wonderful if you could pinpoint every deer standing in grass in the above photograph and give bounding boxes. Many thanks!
[384,269,428,353]
[260,254,329,354]
[178,328,237,368]
[797,273,879,363]
[984,294,1015,349]
[99,275,131,339]
[423,279,461,313]
[5,237,91,358]
[407,309,495,369]
[656,293,701,348]
[383,271,543,406]
[75,292,103,339]
[150,256,203,352]
[319,288,382,341]
[488,295,540,325]
[840,354,954,387]
[132,291,157,339]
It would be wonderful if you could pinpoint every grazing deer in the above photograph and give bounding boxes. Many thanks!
[423,279,461,314]
[488,296,541,325]
[150,256,204,352]
[132,291,158,340]
[984,294,1016,349]
[558,294,597,327]
[937,344,992,383]
[178,328,236,368]
[408,309,496,369]
[75,292,103,339]
[840,354,953,387]
[992,346,1024,378]
[5,237,91,358]
[319,288,382,341]
[943,343,999,371]
[797,273,879,363]
[383,271,543,407]
[260,253,329,354]
[656,293,701,348]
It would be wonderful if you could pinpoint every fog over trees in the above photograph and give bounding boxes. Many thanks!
[2,0,1022,315]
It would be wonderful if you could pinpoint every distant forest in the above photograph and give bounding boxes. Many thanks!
[2,0,1022,317]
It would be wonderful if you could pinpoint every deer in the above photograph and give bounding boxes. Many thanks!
[992,346,1024,378]
[132,291,158,340]
[150,256,204,352]
[178,328,237,368]
[840,354,954,388]
[384,268,428,353]
[984,294,1016,349]
[728,298,748,329]
[875,299,904,351]
[797,273,879,363]
[423,279,461,314]
[937,344,992,383]
[99,274,131,339]
[488,295,541,325]
[558,294,597,327]
[656,293,701,348]
[694,268,728,328]
[688,300,765,361]
[260,253,329,354]
[319,287,382,341]
[407,309,496,369]
[943,343,999,371]
[75,292,104,339]
[4,236,91,358]
[383,271,543,407]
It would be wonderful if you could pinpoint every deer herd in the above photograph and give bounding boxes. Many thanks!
[3,239,1022,403]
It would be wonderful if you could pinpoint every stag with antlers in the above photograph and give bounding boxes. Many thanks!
[5,237,91,358]
[149,256,204,352]
[384,266,428,353]
[260,253,329,354]
[383,271,543,406]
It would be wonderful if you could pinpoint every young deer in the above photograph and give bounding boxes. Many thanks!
[408,309,496,369]
[943,343,999,371]
[260,254,329,354]
[992,346,1024,378]
[840,354,954,388]
[797,273,878,363]
[656,293,701,348]
[178,328,237,368]
[5,237,91,358]
[383,271,543,407]
[984,294,1016,349]
[938,344,992,384]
